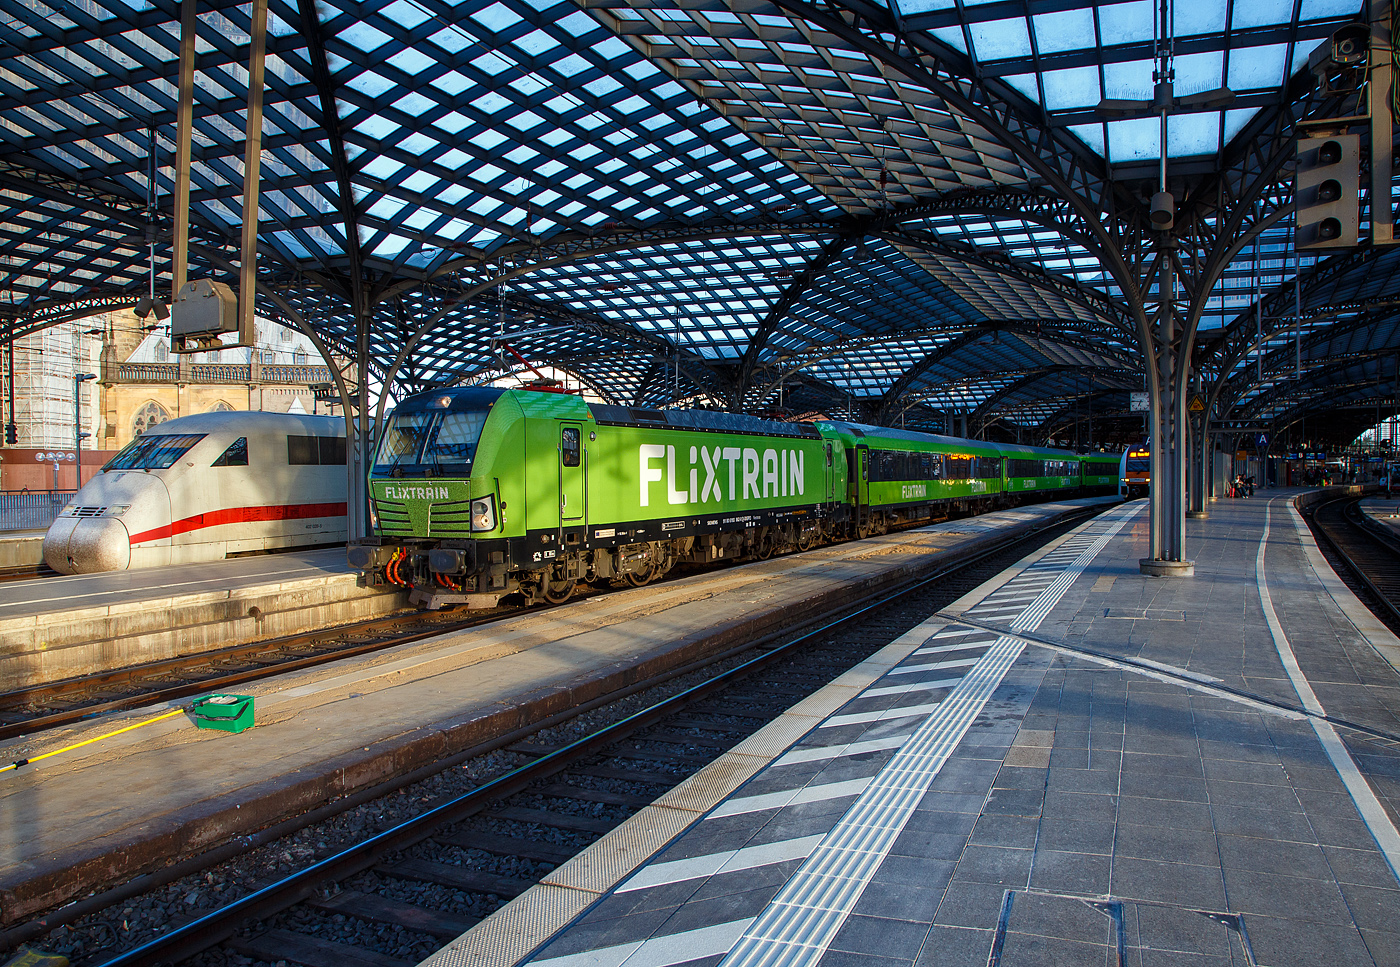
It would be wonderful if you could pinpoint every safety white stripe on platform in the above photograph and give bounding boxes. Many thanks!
[709,776,873,819]
[531,918,757,967]
[714,505,1137,967]
[886,657,982,676]
[862,676,965,698]
[819,700,945,729]
[617,835,825,894]
[913,642,994,656]
[1261,499,1400,885]
[771,733,913,767]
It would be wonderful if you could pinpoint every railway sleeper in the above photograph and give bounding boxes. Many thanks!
[535,782,658,809]
[486,805,618,834]
[433,830,576,865]
[381,858,536,898]
[230,928,416,967]
[308,888,477,940]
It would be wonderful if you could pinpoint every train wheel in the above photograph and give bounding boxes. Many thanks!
[757,529,775,559]
[543,579,576,604]
[625,564,654,587]
[797,528,815,552]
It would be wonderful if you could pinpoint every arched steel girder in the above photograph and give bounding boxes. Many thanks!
[1245,376,1400,449]
[736,228,860,397]
[1218,311,1400,408]
[881,228,1135,336]
[886,189,1102,259]
[874,324,1139,423]
[1232,355,1392,425]
[409,291,736,404]
[1032,388,1135,444]
[969,366,1082,425]
[1204,244,1398,385]
[760,0,1144,318]
[0,293,144,336]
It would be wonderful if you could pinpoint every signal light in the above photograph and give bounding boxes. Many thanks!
[4,424,14,445]
[1296,134,1359,250]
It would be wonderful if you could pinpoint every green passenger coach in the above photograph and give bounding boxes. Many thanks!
[351,386,1124,609]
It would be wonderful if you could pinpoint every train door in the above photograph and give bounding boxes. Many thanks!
[855,444,870,532]
[824,442,837,503]
[558,423,585,529]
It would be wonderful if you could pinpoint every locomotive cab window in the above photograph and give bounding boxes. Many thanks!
[425,410,488,471]
[212,437,248,467]
[103,433,207,471]
[560,426,581,467]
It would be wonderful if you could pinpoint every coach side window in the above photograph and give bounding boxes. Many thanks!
[560,426,581,467]
[212,437,248,467]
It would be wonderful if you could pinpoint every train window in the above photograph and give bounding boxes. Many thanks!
[320,437,347,466]
[560,426,580,467]
[376,411,433,469]
[288,436,319,465]
[425,410,489,470]
[826,443,833,468]
[103,433,206,471]
[212,437,248,467]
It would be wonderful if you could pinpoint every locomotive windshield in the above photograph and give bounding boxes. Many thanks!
[375,406,492,474]
[103,433,207,471]
[1126,457,1151,474]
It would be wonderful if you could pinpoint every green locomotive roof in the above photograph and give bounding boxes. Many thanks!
[588,403,820,438]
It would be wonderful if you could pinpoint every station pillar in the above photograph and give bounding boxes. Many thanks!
[1141,241,1195,577]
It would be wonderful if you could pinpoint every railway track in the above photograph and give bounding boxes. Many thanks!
[1,504,1109,967]
[0,606,522,741]
[1302,495,1400,634]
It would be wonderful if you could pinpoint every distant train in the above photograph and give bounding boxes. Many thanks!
[44,411,347,573]
[350,387,1123,609]
[1119,445,1151,498]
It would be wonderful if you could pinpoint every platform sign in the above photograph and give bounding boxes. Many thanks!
[1255,434,1269,448]
[1130,392,1149,412]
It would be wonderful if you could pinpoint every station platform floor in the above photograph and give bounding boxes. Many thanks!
[0,498,1098,925]
[426,491,1400,967]
[0,546,402,690]
[0,546,348,621]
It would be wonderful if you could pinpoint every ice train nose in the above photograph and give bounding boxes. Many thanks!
[43,517,132,573]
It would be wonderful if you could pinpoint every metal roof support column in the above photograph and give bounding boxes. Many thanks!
[1142,239,1193,576]
[237,0,268,348]
[171,0,195,298]
[298,0,369,540]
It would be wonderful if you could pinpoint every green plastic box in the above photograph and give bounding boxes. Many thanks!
[189,694,255,734]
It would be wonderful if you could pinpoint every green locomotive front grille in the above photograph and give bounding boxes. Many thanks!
[375,499,413,536]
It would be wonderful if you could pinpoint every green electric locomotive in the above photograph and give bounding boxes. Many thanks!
[353,387,847,609]
[350,386,1118,609]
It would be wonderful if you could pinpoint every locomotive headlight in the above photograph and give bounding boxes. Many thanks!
[107,504,131,517]
[470,496,497,532]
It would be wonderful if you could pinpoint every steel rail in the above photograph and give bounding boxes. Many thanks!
[87,502,1105,967]
[1304,495,1400,628]
[0,608,528,741]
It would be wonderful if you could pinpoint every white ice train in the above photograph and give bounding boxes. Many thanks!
[44,411,348,574]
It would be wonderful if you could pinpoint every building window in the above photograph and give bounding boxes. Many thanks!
[209,401,234,412]
[154,340,168,362]
[294,350,307,365]
[133,401,171,437]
